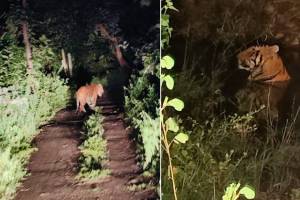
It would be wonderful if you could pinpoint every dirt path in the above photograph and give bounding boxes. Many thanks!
[14,99,157,200]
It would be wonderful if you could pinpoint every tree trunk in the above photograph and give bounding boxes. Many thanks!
[61,49,68,74]
[96,24,130,68]
[22,0,33,74]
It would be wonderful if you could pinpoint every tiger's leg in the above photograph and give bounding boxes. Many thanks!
[81,105,87,112]
[89,96,97,110]
[85,96,94,111]
[79,101,87,113]
[76,99,87,113]
[76,98,79,113]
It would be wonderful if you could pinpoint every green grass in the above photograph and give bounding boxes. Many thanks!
[77,109,110,180]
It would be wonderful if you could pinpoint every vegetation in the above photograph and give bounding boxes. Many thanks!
[133,111,160,169]
[124,46,160,174]
[0,31,69,199]
[162,0,300,199]
[223,183,255,200]
[78,109,110,179]
[161,55,188,200]
[161,2,190,199]
[1,0,159,198]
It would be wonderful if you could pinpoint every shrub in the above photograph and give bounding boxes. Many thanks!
[162,111,255,200]
[0,33,26,87]
[0,150,26,200]
[31,35,61,74]
[124,50,159,173]
[133,111,160,170]
[125,74,159,121]
[0,74,69,199]
[0,30,69,199]
[169,67,226,122]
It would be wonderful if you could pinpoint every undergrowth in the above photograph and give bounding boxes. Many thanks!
[162,47,299,200]
[133,111,160,170]
[124,47,160,174]
[161,0,262,199]
[0,33,69,200]
[77,109,110,180]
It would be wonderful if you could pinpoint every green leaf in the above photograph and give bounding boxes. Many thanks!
[174,133,189,143]
[239,186,255,199]
[161,55,174,69]
[222,183,240,200]
[167,98,184,111]
[164,75,174,90]
[165,117,179,132]
[161,14,169,26]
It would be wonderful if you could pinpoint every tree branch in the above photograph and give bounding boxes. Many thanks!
[96,24,130,68]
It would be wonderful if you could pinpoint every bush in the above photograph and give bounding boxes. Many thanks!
[162,110,256,199]
[0,150,26,200]
[0,74,69,199]
[0,34,26,87]
[31,35,62,74]
[133,111,160,170]
[0,30,69,199]
[125,74,159,121]
[124,49,159,173]
[168,67,226,122]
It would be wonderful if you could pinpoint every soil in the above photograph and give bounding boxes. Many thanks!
[14,97,157,200]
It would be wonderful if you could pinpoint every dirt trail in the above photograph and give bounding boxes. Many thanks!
[14,98,157,200]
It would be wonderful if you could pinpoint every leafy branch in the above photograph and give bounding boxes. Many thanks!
[161,55,188,200]
[161,1,187,199]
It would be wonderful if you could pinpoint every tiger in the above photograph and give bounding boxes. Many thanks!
[237,45,290,83]
[236,45,292,121]
[75,83,104,113]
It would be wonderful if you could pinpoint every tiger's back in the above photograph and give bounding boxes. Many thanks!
[76,83,104,113]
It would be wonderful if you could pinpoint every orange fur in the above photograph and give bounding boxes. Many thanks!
[75,83,104,113]
[237,45,290,83]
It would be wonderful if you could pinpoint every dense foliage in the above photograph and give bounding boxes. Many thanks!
[0,33,69,199]
[0,34,26,87]
[124,47,160,173]
[133,111,160,169]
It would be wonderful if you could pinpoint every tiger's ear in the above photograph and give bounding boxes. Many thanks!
[271,45,279,53]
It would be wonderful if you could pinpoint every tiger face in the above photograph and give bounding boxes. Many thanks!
[237,45,290,83]
[75,83,104,113]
